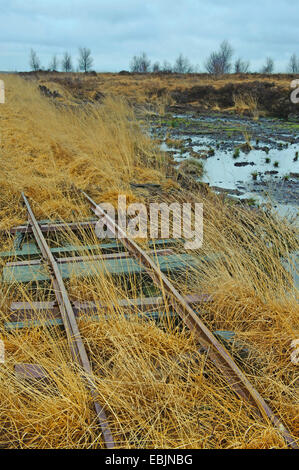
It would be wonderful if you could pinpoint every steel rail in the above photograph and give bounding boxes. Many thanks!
[21,193,114,449]
[82,190,297,449]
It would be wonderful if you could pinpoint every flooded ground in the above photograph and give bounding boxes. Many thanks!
[150,112,299,289]
[152,113,299,222]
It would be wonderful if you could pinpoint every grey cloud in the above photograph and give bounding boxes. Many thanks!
[0,0,297,71]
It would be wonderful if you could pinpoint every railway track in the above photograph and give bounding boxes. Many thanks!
[22,193,115,449]
[0,191,297,449]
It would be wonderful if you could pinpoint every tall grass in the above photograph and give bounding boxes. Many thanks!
[0,75,298,449]
[0,74,166,229]
[32,71,293,106]
[233,92,260,119]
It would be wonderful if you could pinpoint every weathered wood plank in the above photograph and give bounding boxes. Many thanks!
[5,313,172,330]
[15,363,49,381]
[9,293,211,322]
[10,301,58,313]
[6,248,173,267]
[14,363,58,393]
[6,315,236,348]
[10,220,99,234]
[2,254,198,284]
[0,242,111,259]
[0,238,179,260]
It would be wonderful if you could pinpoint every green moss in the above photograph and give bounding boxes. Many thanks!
[233,148,240,158]
[246,197,257,206]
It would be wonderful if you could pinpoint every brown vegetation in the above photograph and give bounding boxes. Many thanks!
[19,71,299,118]
[0,74,298,449]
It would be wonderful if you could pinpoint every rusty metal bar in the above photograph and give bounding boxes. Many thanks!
[82,190,297,449]
[21,193,114,449]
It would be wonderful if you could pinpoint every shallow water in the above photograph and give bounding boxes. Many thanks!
[155,113,299,222]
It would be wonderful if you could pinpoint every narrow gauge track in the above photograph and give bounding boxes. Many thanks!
[1,192,297,449]
[82,191,298,450]
[22,193,114,449]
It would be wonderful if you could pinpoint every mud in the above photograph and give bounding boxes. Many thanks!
[151,112,299,221]
[170,80,299,121]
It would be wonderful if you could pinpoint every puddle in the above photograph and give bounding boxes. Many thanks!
[150,112,299,292]
[153,113,299,222]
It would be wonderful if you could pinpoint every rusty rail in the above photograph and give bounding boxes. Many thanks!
[21,193,114,449]
[82,190,298,449]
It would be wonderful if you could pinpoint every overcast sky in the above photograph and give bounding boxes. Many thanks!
[0,0,298,72]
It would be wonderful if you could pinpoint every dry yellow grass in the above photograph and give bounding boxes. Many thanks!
[0,74,169,229]
[19,71,294,113]
[36,71,293,95]
[233,92,260,119]
[0,74,298,449]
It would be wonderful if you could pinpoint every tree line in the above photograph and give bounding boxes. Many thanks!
[29,47,94,72]
[130,42,299,75]
[29,41,299,74]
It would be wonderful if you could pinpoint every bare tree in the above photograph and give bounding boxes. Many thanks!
[220,40,234,72]
[78,47,94,73]
[130,52,151,73]
[62,52,73,72]
[49,55,59,72]
[205,40,234,75]
[205,51,222,75]
[234,58,250,74]
[152,61,161,73]
[161,60,172,73]
[29,49,41,71]
[288,54,299,73]
[261,57,274,74]
[173,54,193,73]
